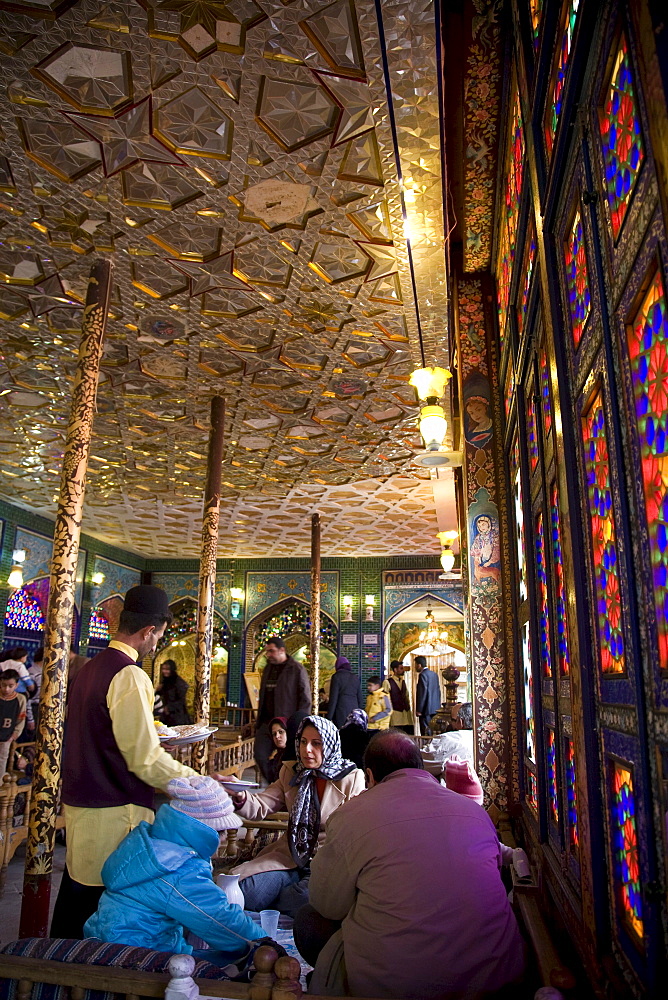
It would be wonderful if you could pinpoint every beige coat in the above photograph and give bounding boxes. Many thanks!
[232,762,365,879]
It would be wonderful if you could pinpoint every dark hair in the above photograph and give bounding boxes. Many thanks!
[265,636,285,649]
[118,609,173,634]
[364,729,425,783]
[459,702,473,729]
[11,647,28,660]
[390,660,402,671]
[414,655,427,668]
[1,668,20,683]
[33,647,44,663]
[161,659,177,674]
[367,674,381,686]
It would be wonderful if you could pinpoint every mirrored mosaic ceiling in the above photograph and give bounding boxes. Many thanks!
[0,0,450,557]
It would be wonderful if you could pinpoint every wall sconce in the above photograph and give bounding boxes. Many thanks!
[230,587,244,620]
[91,571,105,586]
[409,367,462,471]
[343,595,354,622]
[437,530,459,576]
[365,595,375,622]
[7,548,26,589]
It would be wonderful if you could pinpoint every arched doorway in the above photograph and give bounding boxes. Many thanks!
[154,597,230,716]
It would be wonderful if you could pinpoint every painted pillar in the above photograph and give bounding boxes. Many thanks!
[310,513,321,708]
[19,259,113,937]
[455,274,513,823]
[192,396,224,774]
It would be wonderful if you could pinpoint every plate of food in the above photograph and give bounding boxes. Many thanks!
[157,723,218,746]
[218,779,260,791]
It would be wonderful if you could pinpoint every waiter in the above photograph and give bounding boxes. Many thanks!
[51,585,197,938]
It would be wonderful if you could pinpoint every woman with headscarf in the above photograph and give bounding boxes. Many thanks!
[338,709,372,770]
[228,715,365,916]
[266,716,288,784]
[155,659,191,726]
[326,655,363,728]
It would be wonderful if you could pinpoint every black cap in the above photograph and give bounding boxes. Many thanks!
[123,585,171,617]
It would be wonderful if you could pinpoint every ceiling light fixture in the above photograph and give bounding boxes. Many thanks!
[409,367,461,470]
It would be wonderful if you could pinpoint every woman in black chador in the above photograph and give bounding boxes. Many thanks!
[155,659,191,726]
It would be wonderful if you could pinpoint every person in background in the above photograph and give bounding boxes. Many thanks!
[318,687,329,715]
[365,676,391,732]
[449,701,475,758]
[254,637,311,783]
[228,715,364,917]
[296,730,525,999]
[326,656,363,729]
[155,659,191,726]
[382,660,413,733]
[415,655,441,736]
[52,585,198,940]
[0,669,26,777]
[2,648,35,736]
[84,776,273,968]
[266,716,288,784]
[338,710,371,770]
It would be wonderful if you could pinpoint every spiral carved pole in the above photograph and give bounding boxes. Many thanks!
[310,513,321,710]
[192,396,224,774]
[19,260,113,937]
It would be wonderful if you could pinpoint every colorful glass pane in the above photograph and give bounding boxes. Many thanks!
[550,481,571,675]
[582,392,625,673]
[526,767,538,815]
[544,0,580,158]
[517,220,537,335]
[547,728,559,822]
[504,360,515,421]
[535,511,552,677]
[496,88,525,353]
[540,348,553,436]
[527,393,539,472]
[627,270,668,671]
[612,762,643,940]
[522,622,535,761]
[564,208,591,348]
[497,221,512,350]
[4,588,44,631]
[88,607,110,642]
[566,738,579,849]
[599,35,644,240]
[529,0,543,49]
[513,437,528,602]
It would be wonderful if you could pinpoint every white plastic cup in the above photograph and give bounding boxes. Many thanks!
[259,908,280,939]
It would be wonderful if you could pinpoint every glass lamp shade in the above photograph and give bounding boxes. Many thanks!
[230,587,244,601]
[7,566,23,589]
[409,367,452,401]
[440,549,456,573]
[419,405,447,450]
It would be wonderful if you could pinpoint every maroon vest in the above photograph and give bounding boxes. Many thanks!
[62,646,154,810]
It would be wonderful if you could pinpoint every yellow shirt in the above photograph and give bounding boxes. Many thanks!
[382,676,413,728]
[64,639,196,885]
[366,689,391,730]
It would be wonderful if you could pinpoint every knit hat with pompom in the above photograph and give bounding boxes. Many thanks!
[444,757,484,806]
[166,774,242,830]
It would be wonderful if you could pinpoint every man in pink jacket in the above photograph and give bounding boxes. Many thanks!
[295,730,525,998]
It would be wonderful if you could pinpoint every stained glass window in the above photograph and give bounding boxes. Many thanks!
[513,437,528,602]
[522,622,535,761]
[535,511,552,677]
[564,208,591,348]
[612,761,643,941]
[547,727,559,822]
[550,481,571,675]
[88,607,110,642]
[599,34,644,240]
[529,0,543,49]
[582,391,625,673]
[528,393,539,472]
[526,767,538,815]
[544,0,581,158]
[504,360,515,421]
[626,269,668,671]
[566,738,579,849]
[496,88,525,352]
[4,588,44,631]
[517,220,537,335]
[540,348,553,436]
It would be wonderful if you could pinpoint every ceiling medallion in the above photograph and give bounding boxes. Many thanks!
[255,76,339,152]
[32,42,133,116]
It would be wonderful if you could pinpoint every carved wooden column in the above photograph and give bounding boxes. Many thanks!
[192,396,224,774]
[454,274,514,824]
[310,513,321,709]
[19,259,113,936]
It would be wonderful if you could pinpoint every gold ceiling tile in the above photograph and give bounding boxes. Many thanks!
[200,286,262,317]
[17,116,102,182]
[146,219,222,260]
[87,3,131,33]
[131,258,189,300]
[300,0,365,80]
[32,42,134,116]
[368,273,402,303]
[256,76,339,152]
[230,176,321,231]
[214,324,275,352]
[358,242,398,282]
[121,162,202,210]
[342,338,391,368]
[346,199,392,245]
[150,53,182,90]
[0,250,49,286]
[337,128,383,186]
[66,99,183,177]
[316,74,374,146]
[153,86,233,159]
[0,156,16,194]
[308,241,370,284]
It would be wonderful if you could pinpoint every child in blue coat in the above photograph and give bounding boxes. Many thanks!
[85,775,270,970]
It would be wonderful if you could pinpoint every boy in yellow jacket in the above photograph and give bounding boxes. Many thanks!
[365,676,392,731]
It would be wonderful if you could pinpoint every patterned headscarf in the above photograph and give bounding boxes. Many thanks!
[287,715,356,867]
[342,709,368,731]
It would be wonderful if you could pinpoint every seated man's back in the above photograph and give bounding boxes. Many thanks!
[309,766,524,999]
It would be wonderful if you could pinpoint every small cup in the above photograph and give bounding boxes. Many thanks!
[259,908,280,939]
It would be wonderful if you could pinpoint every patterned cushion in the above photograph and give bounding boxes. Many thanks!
[0,938,230,1000]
